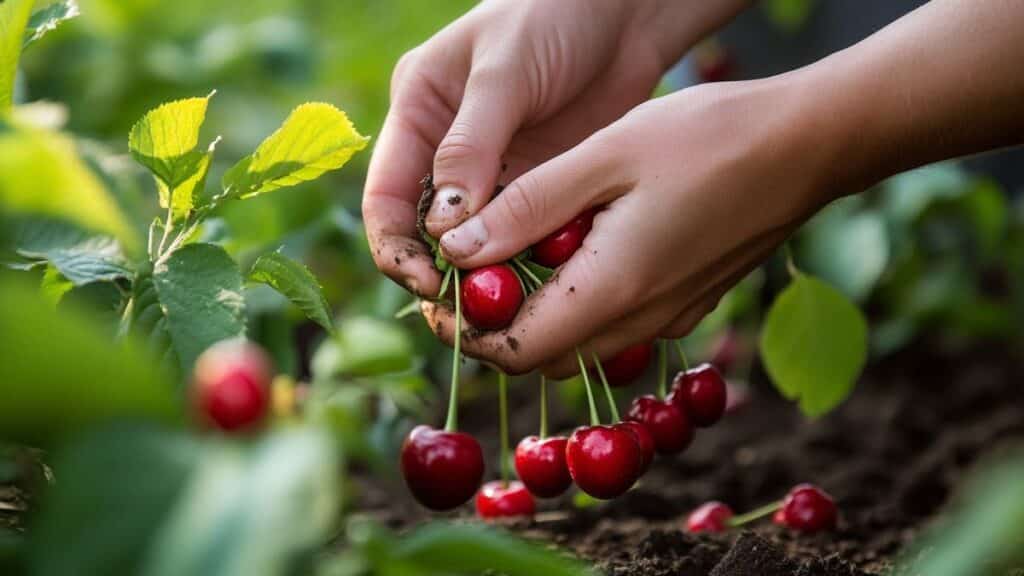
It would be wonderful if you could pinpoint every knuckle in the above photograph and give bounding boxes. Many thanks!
[497,176,547,233]
[434,123,479,170]
[391,48,421,89]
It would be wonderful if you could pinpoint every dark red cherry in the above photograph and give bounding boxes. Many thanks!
[686,501,735,533]
[614,420,655,475]
[669,363,727,428]
[461,264,524,330]
[514,435,572,498]
[192,339,273,432]
[600,342,653,387]
[778,484,838,533]
[565,425,640,499]
[532,209,596,268]
[400,425,484,511]
[627,395,694,455]
[475,480,536,519]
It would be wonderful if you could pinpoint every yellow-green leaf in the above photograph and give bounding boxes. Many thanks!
[155,141,215,220]
[0,0,35,113]
[222,103,369,198]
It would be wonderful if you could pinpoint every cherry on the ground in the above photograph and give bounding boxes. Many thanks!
[531,209,596,268]
[461,264,524,330]
[514,435,572,498]
[627,395,694,455]
[686,501,735,533]
[614,421,655,475]
[475,480,536,519]
[776,484,838,533]
[669,363,728,428]
[192,339,273,432]
[600,342,654,387]
[400,425,485,511]
[566,425,640,499]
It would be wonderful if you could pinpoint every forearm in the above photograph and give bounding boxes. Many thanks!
[639,0,752,69]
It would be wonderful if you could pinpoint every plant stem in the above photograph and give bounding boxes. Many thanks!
[116,297,134,340]
[512,258,543,289]
[657,340,668,399]
[727,500,783,528]
[539,375,549,439]
[674,340,690,371]
[444,269,463,433]
[592,352,620,422]
[499,371,510,484]
[784,244,800,278]
[156,200,175,258]
[575,349,600,426]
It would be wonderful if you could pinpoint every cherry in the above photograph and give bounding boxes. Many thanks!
[514,436,572,498]
[192,339,273,432]
[600,342,654,387]
[686,501,735,533]
[626,395,693,455]
[669,363,727,428]
[461,264,524,330]
[400,425,484,511]
[709,329,740,373]
[565,425,640,499]
[777,484,838,533]
[531,209,596,268]
[614,421,655,475]
[475,480,536,519]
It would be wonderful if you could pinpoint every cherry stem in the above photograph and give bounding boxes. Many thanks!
[592,352,620,422]
[444,269,462,433]
[726,500,783,528]
[784,244,800,278]
[539,375,549,439]
[576,349,601,426]
[512,258,543,289]
[658,340,668,399]
[674,340,690,372]
[499,371,510,484]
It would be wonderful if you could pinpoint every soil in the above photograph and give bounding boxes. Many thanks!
[360,340,1024,575]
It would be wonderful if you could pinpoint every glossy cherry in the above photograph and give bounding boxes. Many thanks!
[461,264,524,330]
[192,339,273,432]
[400,425,485,511]
[777,484,838,533]
[626,395,694,455]
[566,425,640,499]
[475,480,536,519]
[614,421,655,475]
[531,209,596,268]
[686,501,735,533]
[669,363,727,428]
[514,436,572,498]
[600,342,654,387]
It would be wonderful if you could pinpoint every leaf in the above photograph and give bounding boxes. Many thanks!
[40,263,73,305]
[799,199,889,302]
[882,162,970,224]
[154,142,215,221]
[311,316,414,379]
[0,0,34,112]
[248,251,333,331]
[762,0,815,31]
[760,273,868,417]
[23,0,79,49]
[153,243,246,372]
[0,278,180,446]
[13,218,132,284]
[222,102,369,198]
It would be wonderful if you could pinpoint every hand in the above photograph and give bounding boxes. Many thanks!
[362,0,749,298]
[422,75,839,376]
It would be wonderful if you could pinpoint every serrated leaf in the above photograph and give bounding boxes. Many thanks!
[153,243,246,372]
[0,0,34,112]
[155,142,215,221]
[222,103,369,198]
[248,251,332,331]
[14,219,131,284]
[23,0,79,49]
[760,274,868,417]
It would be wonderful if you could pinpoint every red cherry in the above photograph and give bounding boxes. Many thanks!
[773,508,787,526]
[461,265,524,330]
[669,363,727,428]
[614,421,655,475]
[400,425,484,511]
[565,425,640,499]
[475,480,536,519]
[531,209,596,268]
[709,329,740,373]
[626,395,693,455]
[600,342,653,387]
[514,436,572,498]
[686,501,735,533]
[778,484,838,533]
[192,339,273,432]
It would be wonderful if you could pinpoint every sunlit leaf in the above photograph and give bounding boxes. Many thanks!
[23,0,80,49]
[0,0,34,112]
[248,251,333,331]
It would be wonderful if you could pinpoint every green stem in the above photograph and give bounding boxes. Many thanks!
[592,353,620,422]
[575,349,600,426]
[727,500,783,528]
[539,375,549,439]
[512,258,543,289]
[657,340,668,399]
[784,244,800,278]
[674,340,690,371]
[444,269,463,432]
[499,371,510,484]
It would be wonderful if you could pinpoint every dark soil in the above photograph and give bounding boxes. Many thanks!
[360,340,1024,575]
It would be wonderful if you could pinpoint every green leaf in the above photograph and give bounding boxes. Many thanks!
[760,273,868,417]
[882,162,970,224]
[13,218,131,284]
[799,199,889,302]
[763,0,815,31]
[0,0,34,112]
[153,243,246,372]
[0,278,180,446]
[311,316,413,379]
[23,0,79,49]
[40,263,72,305]
[248,251,333,332]
[222,102,369,199]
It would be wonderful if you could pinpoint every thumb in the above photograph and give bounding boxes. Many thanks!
[438,134,623,269]
[425,67,526,239]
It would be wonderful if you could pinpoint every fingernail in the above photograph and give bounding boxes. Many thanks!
[426,185,470,231]
[440,216,488,260]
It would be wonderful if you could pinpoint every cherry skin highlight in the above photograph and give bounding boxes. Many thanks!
[669,363,728,428]
[514,436,572,498]
[461,264,524,330]
[400,425,485,511]
[566,425,640,499]
[600,342,654,387]
[614,421,655,475]
[531,209,596,268]
[192,339,273,432]
[778,484,838,533]
[627,395,694,455]
[475,480,536,519]
[686,501,735,533]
